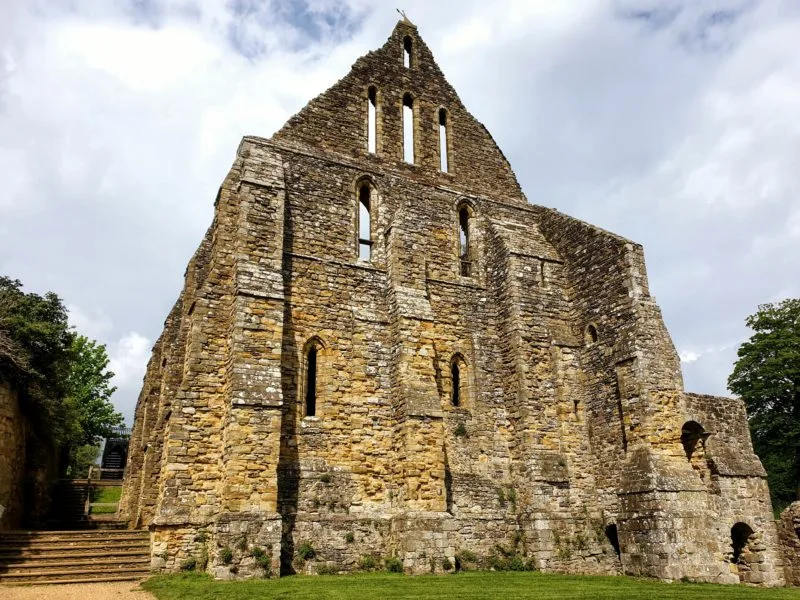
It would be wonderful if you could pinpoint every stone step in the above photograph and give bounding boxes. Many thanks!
[0,541,149,554]
[0,568,150,584]
[0,533,148,545]
[1,557,149,574]
[0,549,149,562]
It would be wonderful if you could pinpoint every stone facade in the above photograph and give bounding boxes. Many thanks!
[0,378,25,530]
[779,503,800,586]
[121,20,789,585]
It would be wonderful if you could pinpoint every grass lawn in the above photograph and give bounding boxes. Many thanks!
[89,485,121,514]
[142,571,800,600]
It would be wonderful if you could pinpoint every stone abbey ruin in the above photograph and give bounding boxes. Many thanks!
[120,20,795,585]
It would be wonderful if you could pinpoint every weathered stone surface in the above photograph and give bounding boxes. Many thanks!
[779,502,800,586]
[0,378,25,530]
[120,19,790,586]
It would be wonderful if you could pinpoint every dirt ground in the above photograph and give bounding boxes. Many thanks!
[0,581,156,599]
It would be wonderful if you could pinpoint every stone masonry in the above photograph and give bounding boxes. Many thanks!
[121,20,790,585]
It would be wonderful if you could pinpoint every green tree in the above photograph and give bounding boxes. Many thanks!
[65,335,121,445]
[0,276,123,476]
[728,298,800,512]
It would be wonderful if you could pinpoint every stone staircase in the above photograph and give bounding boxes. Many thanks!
[0,529,150,585]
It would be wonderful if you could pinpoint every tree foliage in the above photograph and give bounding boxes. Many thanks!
[0,276,123,475]
[728,298,800,511]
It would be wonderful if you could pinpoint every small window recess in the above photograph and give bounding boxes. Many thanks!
[439,108,449,173]
[450,354,469,408]
[358,183,373,261]
[585,324,598,346]
[187,301,196,316]
[458,207,472,277]
[305,345,318,417]
[539,260,547,288]
[403,93,414,164]
[403,36,412,68]
[367,86,377,154]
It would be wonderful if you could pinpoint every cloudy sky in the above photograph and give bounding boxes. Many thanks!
[1,0,798,424]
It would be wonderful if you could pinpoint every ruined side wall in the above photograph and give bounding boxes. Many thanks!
[779,502,800,586]
[685,393,783,586]
[0,378,25,530]
[531,207,730,583]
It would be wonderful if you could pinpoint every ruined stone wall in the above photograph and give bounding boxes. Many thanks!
[122,19,788,586]
[779,502,800,586]
[0,378,25,530]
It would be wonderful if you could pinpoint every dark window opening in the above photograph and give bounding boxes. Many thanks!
[358,184,372,260]
[403,93,414,164]
[586,324,598,345]
[305,346,317,417]
[605,524,621,558]
[681,421,706,460]
[161,358,167,368]
[439,108,449,172]
[459,207,471,276]
[187,301,196,316]
[367,86,377,154]
[403,36,412,68]
[731,522,755,564]
[451,362,460,407]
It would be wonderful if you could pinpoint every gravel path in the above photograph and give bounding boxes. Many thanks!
[1,581,156,600]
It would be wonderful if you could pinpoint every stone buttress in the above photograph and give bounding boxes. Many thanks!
[121,19,789,585]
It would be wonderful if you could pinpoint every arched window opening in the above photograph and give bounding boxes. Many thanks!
[358,183,372,261]
[451,362,461,407]
[403,93,414,164]
[731,522,755,564]
[403,36,412,68]
[681,421,706,461]
[439,108,449,172]
[450,354,469,408]
[585,324,598,346]
[367,86,377,154]
[605,524,621,558]
[305,346,318,417]
[458,207,471,277]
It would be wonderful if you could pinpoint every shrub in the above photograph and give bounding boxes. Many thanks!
[219,546,233,565]
[316,563,339,575]
[180,557,197,571]
[441,557,453,571]
[320,473,332,484]
[455,550,479,572]
[486,544,534,571]
[454,423,467,437]
[193,531,208,543]
[358,554,377,571]
[344,532,355,544]
[297,541,317,561]
[385,557,403,573]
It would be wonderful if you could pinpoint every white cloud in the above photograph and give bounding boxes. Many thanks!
[109,331,151,392]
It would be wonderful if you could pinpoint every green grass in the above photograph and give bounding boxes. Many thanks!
[141,571,800,600]
[89,485,121,514]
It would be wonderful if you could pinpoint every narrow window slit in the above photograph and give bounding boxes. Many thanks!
[403,94,414,164]
[367,87,377,154]
[439,109,449,172]
[305,346,317,417]
[358,184,372,260]
[459,207,471,277]
[403,36,412,68]
[451,362,460,407]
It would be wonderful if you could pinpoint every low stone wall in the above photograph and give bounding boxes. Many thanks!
[779,502,800,586]
[0,378,25,530]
